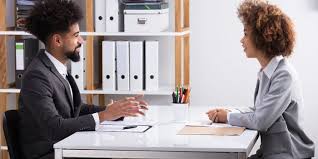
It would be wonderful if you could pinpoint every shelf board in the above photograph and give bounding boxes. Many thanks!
[0,89,20,93]
[0,30,190,37]
[0,31,31,36]
[0,146,8,151]
[0,87,173,95]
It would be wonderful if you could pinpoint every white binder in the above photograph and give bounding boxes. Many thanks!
[105,0,119,32]
[116,41,130,91]
[94,0,106,32]
[145,41,159,90]
[129,41,143,91]
[71,42,86,91]
[15,42,24,71]
[102,41,116,91]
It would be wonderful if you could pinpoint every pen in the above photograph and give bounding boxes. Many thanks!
[123,125,137,130]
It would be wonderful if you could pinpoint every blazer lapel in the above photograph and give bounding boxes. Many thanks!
[254,79,260,105]
[38,50,74,112]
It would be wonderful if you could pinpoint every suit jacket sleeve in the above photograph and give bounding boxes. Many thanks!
[79,104,106,116]
[228,70,292,132]
[21,70,96,141]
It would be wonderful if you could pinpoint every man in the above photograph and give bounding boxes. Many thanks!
[18,0,148,159]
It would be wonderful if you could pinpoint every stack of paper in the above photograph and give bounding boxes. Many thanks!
[100,117,157,126]
[97,117,157,133]
[178,121,245,136]
[97,125,151,133]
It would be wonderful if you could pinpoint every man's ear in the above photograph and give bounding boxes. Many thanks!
[51,34,63,47]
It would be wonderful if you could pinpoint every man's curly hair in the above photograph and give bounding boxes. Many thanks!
[238,0,295,58]
[25,0,83,45]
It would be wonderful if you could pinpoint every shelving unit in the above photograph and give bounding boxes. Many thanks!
[0,88,173,95]
[0,30,190,37]
[0,0,190,158]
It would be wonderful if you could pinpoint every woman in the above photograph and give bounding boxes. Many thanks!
[206,0,315,158]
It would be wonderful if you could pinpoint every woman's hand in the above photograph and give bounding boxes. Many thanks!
[206,108,230,123]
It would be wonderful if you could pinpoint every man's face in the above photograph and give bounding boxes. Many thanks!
[62,23,83,62]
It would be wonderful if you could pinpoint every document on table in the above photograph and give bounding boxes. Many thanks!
[178,120,245,136]
[100,117,157,126]
[185,121,238,128]
[96,124,152,133]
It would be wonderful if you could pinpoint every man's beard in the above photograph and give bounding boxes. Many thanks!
[65,44,81,62]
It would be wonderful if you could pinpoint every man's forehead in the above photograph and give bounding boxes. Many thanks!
[67,23,80,35]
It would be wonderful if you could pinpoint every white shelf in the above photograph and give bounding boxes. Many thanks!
[0,146,8,150]
[0,30,190,37]
[0,89,20,93]
[0,87,173,95]
[0,31,31,36]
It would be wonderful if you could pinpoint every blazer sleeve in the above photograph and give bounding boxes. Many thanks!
[20,70,96,141]
[79,104,106,116]
[228,70,293,132]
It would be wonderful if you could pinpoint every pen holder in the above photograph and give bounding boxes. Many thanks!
[171,103,189,122]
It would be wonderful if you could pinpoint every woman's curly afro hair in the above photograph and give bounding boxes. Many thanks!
[238,0,295,58]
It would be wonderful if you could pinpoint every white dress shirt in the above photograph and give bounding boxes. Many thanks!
[45,51,100,130]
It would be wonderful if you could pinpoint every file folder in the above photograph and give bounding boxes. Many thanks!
[71,42,86,91]
[102,41,116,91]
[15,42,24,88]
[116,41,130,91]
[145,41,159,90]
[105,0,119,32]
[94,0,106,32]
[129,41,144,91]
[15,39,39,88]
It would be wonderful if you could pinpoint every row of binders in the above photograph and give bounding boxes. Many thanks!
[94,0,169,32]
[16,0,37,30]
[71,40,159,91]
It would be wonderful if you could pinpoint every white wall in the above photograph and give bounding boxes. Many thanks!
[190,0,318,156]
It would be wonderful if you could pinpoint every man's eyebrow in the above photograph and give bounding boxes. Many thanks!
[73,31,80,36]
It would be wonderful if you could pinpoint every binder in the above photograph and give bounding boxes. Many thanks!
[116,41,130,91]
[15,39,39,88]
[94,0,106,32]
[71,42,86,91]
[105,0,119,32]
[145,41,159,90]
[102,41,116,91]
[129,41,143,91]
[15,42,24,88]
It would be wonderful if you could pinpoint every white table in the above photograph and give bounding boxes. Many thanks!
[54,106,259,159]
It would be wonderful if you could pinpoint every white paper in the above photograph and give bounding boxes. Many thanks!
[97,125,151,133]
[186,121,239,128]
[100,117,157,126]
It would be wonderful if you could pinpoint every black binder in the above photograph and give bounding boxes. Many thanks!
[15,38,39,88]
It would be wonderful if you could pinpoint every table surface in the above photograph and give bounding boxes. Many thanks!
[54,105,258,153]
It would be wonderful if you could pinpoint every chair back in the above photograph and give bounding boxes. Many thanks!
[3,110,22,159]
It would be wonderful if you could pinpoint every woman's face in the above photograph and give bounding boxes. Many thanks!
[240,26,259,58]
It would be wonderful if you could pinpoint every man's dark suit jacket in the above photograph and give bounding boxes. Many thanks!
[18,50,105,159]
